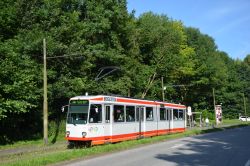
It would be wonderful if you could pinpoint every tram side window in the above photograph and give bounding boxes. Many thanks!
[89,104,102,123]
[173,109,185,120]
[173,109,178,120]
[126,106,135,122]
[160,108,166,120]
[179,110,184,120]
[114,105,125,122]
[146,107,154,121]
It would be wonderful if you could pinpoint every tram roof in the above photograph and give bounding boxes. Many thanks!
[70,95,186,109]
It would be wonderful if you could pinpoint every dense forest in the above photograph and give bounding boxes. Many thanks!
[0,0,249,143]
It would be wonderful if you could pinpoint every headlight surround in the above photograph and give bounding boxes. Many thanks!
[66,131,70,137]
[82,132,87,137]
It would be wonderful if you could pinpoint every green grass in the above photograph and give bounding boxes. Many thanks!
[220,118,241,124]
[1,120,250,166]
[0,139,44,150]
[0,135,66,151]
[0,121,66,150]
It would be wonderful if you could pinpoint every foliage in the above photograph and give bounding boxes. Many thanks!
[0,0,249,143]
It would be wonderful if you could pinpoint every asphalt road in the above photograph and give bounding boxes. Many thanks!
[64,126,250,166]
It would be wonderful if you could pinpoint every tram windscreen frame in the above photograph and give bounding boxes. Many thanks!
[67,100,89,125]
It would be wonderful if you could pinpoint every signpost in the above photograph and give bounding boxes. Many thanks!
[187,106,192,128]
[215,105,222,124]
[43,39,48,145]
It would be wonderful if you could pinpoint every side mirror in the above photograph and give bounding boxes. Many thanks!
[61,105,69,112]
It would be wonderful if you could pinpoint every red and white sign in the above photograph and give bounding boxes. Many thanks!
[187,106,192,116]
[215,105,222,123]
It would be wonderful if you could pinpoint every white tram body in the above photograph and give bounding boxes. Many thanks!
[65,95,186,145]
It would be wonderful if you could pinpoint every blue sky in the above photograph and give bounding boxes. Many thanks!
[127,0,250,60]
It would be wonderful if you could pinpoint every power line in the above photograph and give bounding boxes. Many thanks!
[164,84,195,87]
[46,54,84,59]
[95,66,120,81]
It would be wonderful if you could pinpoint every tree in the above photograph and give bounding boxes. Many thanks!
[135,12,195,100]
[184,27,229,114]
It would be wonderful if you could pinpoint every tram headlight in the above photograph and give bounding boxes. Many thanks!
[66,131,70,137]
[82,132,87,137]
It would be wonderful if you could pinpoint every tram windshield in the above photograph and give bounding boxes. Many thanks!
[67,100,89,125]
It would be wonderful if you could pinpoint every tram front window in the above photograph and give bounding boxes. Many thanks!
[67,100,89,125]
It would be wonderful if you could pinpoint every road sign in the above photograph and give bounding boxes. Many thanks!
[187,106,192,116]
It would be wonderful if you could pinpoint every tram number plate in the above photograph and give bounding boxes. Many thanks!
[104,97,117,102]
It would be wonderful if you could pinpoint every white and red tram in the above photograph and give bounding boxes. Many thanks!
[64,95,186,146]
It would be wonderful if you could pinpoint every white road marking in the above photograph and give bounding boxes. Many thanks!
[245,159,250,166]
[222,146,232,150]
[170,144,184,149]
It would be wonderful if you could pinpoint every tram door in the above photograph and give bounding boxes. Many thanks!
[136,106,145,138]
[104,105,112,142]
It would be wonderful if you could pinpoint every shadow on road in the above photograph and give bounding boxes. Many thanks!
[155,126,250,166]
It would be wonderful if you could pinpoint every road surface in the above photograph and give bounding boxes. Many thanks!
[63,126,250,166]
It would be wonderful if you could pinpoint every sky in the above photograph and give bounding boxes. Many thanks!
[126,0,250,60]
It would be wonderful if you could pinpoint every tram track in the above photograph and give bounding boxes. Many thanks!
[0,141,67,165]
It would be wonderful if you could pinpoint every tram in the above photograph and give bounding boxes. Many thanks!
[63,95,186,146]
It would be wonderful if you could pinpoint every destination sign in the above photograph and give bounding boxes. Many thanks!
[70,100,89,105]
[104,97,117,102]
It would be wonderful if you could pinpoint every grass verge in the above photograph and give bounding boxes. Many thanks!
[1,122,250,166]
[0,121,66,150]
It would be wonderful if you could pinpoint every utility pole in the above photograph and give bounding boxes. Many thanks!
[41,42,85,145]
[43,38,48,145]
[243,93,247,122]
[161,77,165,102]
[213,88,217,126]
